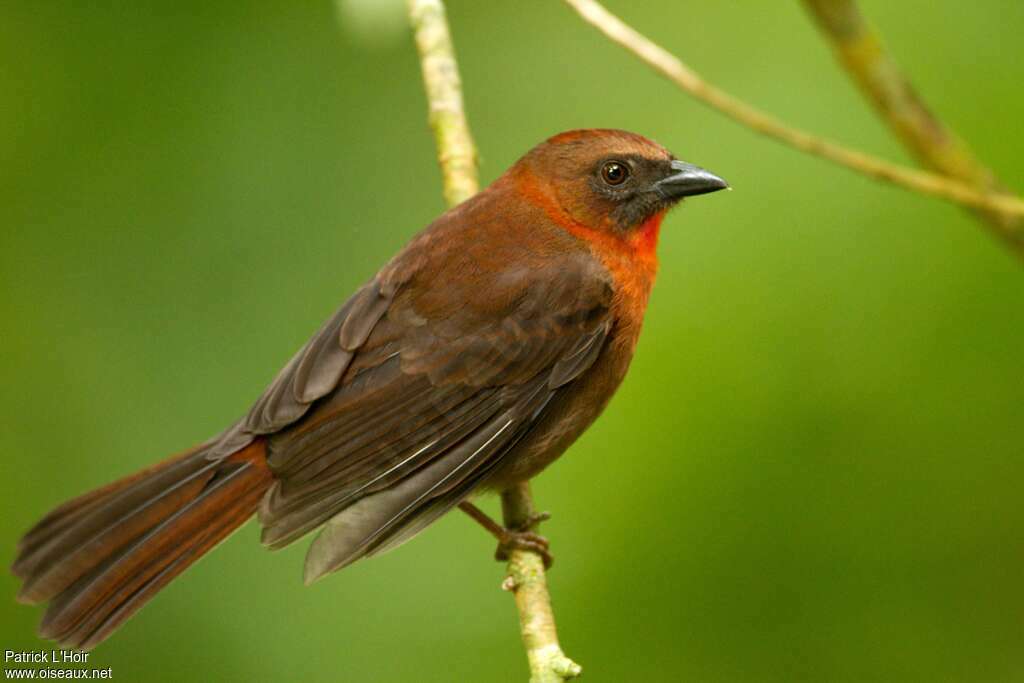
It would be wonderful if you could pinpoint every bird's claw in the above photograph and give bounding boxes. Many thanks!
[457,501,554,569]
[495,530,554,569]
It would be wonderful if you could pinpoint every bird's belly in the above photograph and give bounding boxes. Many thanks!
[484,339,633,488]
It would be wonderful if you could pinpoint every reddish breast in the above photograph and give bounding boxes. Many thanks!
[511,168,660,355]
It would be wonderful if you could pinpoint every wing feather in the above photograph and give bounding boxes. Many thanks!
[205,281,393,460]
[254,252,614,576]
[200,226,615,579]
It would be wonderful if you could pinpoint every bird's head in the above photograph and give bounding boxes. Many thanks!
[510,129,728,255]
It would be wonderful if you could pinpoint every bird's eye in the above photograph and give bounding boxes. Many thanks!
[600,161,629,186]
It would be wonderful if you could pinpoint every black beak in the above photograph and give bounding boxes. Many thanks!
[654,160,729,199]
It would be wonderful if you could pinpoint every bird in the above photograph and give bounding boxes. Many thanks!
[12,128,728,649]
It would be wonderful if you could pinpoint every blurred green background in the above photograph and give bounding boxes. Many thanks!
[2,1,1023,681]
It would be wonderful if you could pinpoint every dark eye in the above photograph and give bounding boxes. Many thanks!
[600,161,629,186]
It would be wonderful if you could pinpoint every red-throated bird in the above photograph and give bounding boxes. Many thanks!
[13,129,727,648]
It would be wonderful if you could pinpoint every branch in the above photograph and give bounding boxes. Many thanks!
[562,0,1024,254]
[406,1,581,680]
[407,0,478,206]
[501,484,582,683]
[802,0,1022,248]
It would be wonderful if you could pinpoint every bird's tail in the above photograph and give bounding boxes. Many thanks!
[11,440,273,649]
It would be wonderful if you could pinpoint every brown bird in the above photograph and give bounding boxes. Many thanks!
[12,129,727,649]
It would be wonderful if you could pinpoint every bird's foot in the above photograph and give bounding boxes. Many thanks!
[494,528,553,569]
[458,502,554,569]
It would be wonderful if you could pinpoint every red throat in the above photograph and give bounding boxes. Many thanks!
[629,211,666,257]
[511,170,662,295]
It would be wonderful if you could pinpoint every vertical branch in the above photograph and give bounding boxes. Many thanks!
[802,0,1021,245]
[502,483,582,683]
[407,0,478,205]
[406,1,580,680]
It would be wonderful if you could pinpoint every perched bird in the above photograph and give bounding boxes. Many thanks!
[12,129,727,649]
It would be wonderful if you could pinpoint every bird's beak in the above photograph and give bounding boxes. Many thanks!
[654,160,729,199]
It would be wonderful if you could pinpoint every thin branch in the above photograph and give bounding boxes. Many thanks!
[802,0,1022,248]
[562,0,1024,243]
[407,0,478,206]
[406,1,580,680]
[501,483,582,683]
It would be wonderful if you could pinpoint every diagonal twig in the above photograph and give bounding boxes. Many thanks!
[562,0,1024,256]
[802,0,1021,249]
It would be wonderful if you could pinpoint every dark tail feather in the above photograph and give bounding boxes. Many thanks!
[12,441,273,649]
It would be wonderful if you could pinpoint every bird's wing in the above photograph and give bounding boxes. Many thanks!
[232,242,613,583]
[204,278,394,460]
